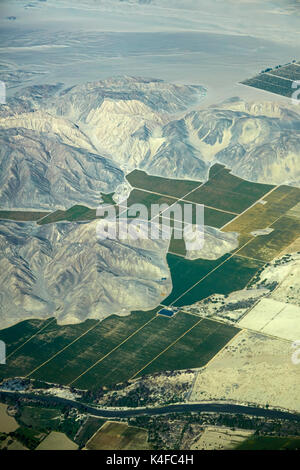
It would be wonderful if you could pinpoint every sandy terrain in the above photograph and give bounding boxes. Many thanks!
[251,253,300,308]
[7,440,28,451]
[191,426,253,450]
[190,330,300,413]
[0,403,19,433]
[183,288,267,322]
[239,298,300,341]
[98,370,195,407]
[251,228,274,237]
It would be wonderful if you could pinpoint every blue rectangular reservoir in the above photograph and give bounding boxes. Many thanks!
[158,308,177,317]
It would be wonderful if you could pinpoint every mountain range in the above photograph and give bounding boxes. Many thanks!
[1,77,299,212]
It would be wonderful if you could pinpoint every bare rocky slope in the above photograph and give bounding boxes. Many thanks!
[0,220,172,328]
[1,77,300,328]
[1,79,300,214]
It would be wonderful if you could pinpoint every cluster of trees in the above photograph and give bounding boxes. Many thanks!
[260,60,297,74]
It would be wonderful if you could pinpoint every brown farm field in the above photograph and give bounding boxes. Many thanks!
[85,421,152,450]
[223,185,300,261]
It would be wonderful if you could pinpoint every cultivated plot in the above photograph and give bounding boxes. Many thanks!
[240,62,300,98]
[238,215,300,262]
[0,319,98,381]
[163,253,263,307]
[236,436,300,451]
[126,169,201,199]
[137,319,239,377]
[162,253,231,305]
[0,168,298,392]
[224,185,300,260]
[0,210,49,222]
[0,318,55,357]
[85,421,151,450]
[35,431,78,450]
[183,166,274,214]
[70,312,200,389]
[28,309,159,385]
[158,204,235,231]
[0,309,158,383]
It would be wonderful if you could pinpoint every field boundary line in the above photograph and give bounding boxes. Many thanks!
[84,420,108,448]
[149,166,227,222]
[168,250,186,259]
[6,318,56,360]
[189,329,245,400]
[234,252,266,264]
[68,315,157,386]
[202,328,244,369]
[167,250,266,264]
[127,186,238,216]
[265,72,295,82]
[275,236,300,259]
[237,208,298,263]
[129,318,204,380]
[169,235,257,307]
[179,303,292,344]
[243,76,291,91]
[220,185,280,231]
[25,321,102,378]
[259,305,287,332]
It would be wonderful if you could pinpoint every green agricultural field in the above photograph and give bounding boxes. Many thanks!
[223,186,300,236]
[203,207,236,228]
[1,168,298,393]
[241,74,294,98]
[1,308,233,392]
[37,205,97,225]
[168,228,187,256]
[0,196,116,227]
[155,202,233,229]
[183,166,274,214]
[71,312,200,389]
[121,189,178,220]
[126,169,201,199]
[162,253,231,306]
[137,318,239,377]
[236,435,300,450]
[19,406,61,429]
[0,319,99,382]
[0,318,54,357]
[0,210,50,222]
[238,215,300,262]
[25,309,159,385]
[268,63,300,81]
[100,192,116,205]
[75,417,106,448]
[170,255,263,307]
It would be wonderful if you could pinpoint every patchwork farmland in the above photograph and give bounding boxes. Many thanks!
[240,61,300,99]
[1,164,300,391]
[0,311,238,390]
